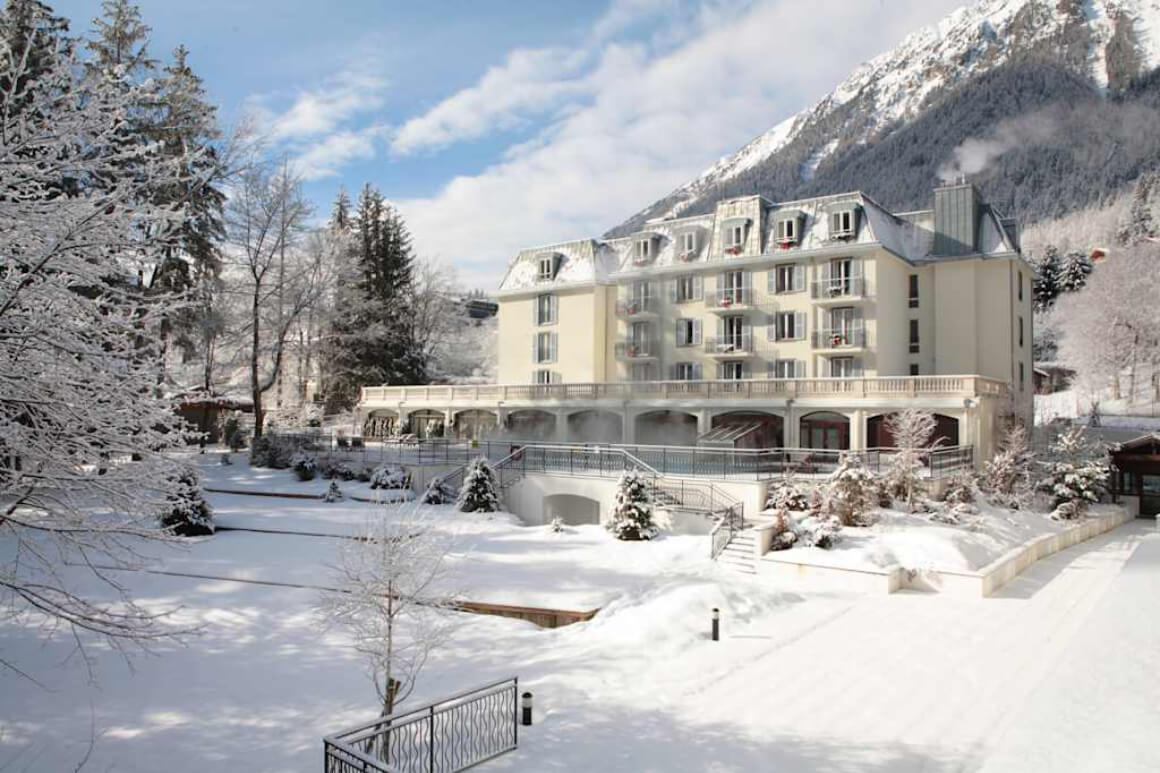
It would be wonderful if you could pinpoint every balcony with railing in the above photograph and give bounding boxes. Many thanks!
[615,337,659,360]
[615,295,659,317]
[705,287,755,313]
[813,326,869,351]
[811,276,867,301]
[704,333,755,357]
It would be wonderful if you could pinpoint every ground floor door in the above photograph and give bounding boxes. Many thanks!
[1142,474,1160,518]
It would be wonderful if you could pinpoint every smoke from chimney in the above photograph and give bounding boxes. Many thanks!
[938,112,1062,183]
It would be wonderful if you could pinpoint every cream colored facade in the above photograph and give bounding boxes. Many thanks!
[361,183,1032,463]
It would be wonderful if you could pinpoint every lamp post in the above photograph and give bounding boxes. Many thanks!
[711,607,720,641]
[521,692,533,726]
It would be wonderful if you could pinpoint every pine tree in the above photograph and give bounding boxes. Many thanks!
[1032,245,1062,312]
[883,409,938,512]
[1116,171,1158,246]
[85,0,156,79]
[822,454,878,526]
[158,469,214,536]
[606,470,658,540]
[1037,426,1108,519]
[0,0,69,108]
[1057,250,1093,294]
[323,184,424,411]
[456,457,500,513]
[981,423,1035,508]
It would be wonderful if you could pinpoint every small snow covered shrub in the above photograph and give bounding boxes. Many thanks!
[883,409,939,512]
[1038,426,1108,520]
[321,459,358,481]
[420,475,456,505]
[370,464,410,490]
[219,452,232,466]
[158,469,214,536]
[249,435,273,467]
[939,471,977,506]
[549,516,567,534]
[357,466,373,483]
[323,481,344,503]
[606,470,658,541]
[822,454,879,527]
[797,515,842,549]
[767,510,798,551]
[456,458,500,513]
[981,423,1034,508]
[291,451,318,481]
[765,472,810,512]
[221,414,245,452]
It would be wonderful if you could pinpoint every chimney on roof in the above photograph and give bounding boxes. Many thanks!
[932,180,981,256]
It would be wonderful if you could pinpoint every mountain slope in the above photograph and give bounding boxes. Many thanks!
[609,0,1160,237]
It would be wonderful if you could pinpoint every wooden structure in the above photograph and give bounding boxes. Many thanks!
[1109,434,1160,517]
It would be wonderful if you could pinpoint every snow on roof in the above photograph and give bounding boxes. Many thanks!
[605,213,716,272]
[497,238,618,293]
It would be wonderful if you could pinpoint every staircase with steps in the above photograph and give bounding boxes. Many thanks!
[715,528,758,575]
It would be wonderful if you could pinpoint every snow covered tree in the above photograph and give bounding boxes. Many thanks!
[1038,426,1109,519]
[1,15,206,667]
[321,506,455,716]
[456,457,499,513]
[764,470,810,512]
[323,184,424,412]
[1056,250,1092,294]
[1116,171,1159,246]
[1032,245,1062,311]
[225,157,323,436]
[606,470,658,540]
[85,0,155,79]
[158,469,214,536]
[419,474,456,505]
[981,423,1035,508]
[883,409,939,512]
[822,454,878,526]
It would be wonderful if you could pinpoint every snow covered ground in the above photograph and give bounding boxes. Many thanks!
[2,460,1158,772]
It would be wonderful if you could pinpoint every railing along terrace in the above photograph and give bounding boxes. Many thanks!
[361,375,1008,405]
[324,678,519,773]
[813,327,868,350]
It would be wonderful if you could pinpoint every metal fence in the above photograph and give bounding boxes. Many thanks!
[324,678,519,773]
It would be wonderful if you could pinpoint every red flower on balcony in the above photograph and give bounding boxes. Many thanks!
[726,245,742,256]
[831,334,843,347]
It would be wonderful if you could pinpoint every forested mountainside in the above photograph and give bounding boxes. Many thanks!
[609,0,1160,237]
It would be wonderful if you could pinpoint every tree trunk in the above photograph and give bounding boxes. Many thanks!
[251,287,264,438]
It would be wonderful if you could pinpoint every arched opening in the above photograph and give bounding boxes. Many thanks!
[799,411,850,450]
[566,410,623,444]
[407,410,446,440]
[544,494,601,526]
[453,410,498,441]
[364,410,398,438]
[507,410,557,440]
[866,413,960,448]
[708,411,784,449]
[635,410,698,446]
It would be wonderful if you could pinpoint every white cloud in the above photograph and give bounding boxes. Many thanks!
[295,124,390,181]
[397,0,964,289]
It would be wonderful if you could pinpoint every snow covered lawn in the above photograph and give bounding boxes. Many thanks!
[201,451,413,501]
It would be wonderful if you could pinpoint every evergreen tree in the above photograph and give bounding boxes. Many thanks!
[1032,245,1062,312]
[1056,250,1093,293]
[822,454,878,526]
[0,0,69,108]
[456,457,499,513]
[1116,171,1158,246]
[85,0,155,79]
[323,183,424,411]
[606,470,658,541]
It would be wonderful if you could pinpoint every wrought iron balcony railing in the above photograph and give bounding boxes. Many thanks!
[615,296,658,316]
[813,327,868,349]
[615,339,659,359]
[704,333,753,355]
[811,276,866,299]
[705,287,753,310]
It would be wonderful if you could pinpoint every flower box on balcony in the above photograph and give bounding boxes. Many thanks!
[776,238,796,249]
[721,297,733,308]
[626,304,638,315]
[678,251,697,262]
[725,245,742,256]
[831,334,844,347]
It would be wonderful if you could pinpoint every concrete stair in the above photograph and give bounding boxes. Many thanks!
[717,529,758,575]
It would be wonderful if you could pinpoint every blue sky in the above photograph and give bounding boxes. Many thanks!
[55,0,965,289]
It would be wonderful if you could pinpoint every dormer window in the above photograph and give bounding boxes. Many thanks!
[722,218,748,256]
[537,254,557,281]
[728,225,744,248]
[830,209,857,239]
[634,238,653,266]
[776,217,798,245]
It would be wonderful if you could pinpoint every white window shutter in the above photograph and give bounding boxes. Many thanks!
[831,211,841,234]
[716,272,725,293]
[716,317,724,340]
[667,278,677,302]
[767,320,776,342]
[692,362,701,380]
[549,333,557,363]
[793,265,805,292]
[693,318,702,345]
[767,270,776,294]
[675,320,686,346]
[795,360,806,378]
[532,335,539,363]
[550,295,558,322]
[795,311,806,340]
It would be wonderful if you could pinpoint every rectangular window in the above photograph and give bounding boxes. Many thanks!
[777,218,796,243]
[909,319,920,353]
[1019,315,1024,348]
[674,274,702,303]
[908,274,919,308]
[1019,362,1026,391]
[675,318,701,347]
[1018,270,1024,302]
[537,256,555,281]
[909,363,919,376]
[771,263,803,294]
[535,294,556,325]
[680,231,697,254]
[831,210,855,237]
[533,369,555,384]
[630,362,654,382]
[729,224,744,248]
[534,332,557,363]
[774,311,805,341]
[830,357,858,378]
[634,238,652,264]
[720,361,745,380]
[673,362,700,381]
[771,359,801,379]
